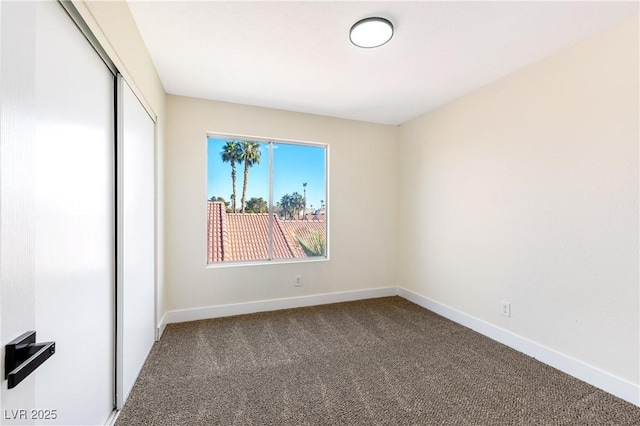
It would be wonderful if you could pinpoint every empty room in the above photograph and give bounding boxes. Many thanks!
[0,1,639,425]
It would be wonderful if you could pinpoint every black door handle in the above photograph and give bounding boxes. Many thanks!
[5,331,55,389]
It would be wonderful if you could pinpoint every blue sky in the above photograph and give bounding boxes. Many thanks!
[207,137,326,210]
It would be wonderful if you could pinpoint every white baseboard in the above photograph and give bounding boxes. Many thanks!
[397,287,640,408]
[105,408,120,426]
[155,285,638,407]
[156,313,167,340]
[161,286,398,328]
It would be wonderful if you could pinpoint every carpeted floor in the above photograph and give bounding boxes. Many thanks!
[116,297,640,425]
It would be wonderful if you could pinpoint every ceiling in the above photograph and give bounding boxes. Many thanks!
[127,1,639,126]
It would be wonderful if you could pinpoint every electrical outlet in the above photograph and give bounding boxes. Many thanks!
[501,301,511,318]
[294,275,302,287]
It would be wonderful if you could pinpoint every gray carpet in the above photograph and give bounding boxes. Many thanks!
[116,297,640,425]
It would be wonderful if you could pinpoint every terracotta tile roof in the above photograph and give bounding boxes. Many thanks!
[207,201,228,263]
[207,201,326,263]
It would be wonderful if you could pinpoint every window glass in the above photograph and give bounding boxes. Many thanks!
[207,136,327,264]
[273,142,326,258]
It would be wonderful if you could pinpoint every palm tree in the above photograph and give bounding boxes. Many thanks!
[280,194,293,219]
[302,182,307,220]
[320,200,325,210]
[240,142,261,213]
[279,192,304,220]
[221,141,242,212]
[291,192,304,219]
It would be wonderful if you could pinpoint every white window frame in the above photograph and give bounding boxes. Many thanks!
[206,132,329,267]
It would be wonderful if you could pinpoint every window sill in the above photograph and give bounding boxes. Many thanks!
[206,256,329,269]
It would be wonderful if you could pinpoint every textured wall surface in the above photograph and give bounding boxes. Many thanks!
[165,95,399,311]
[397,15,639,385]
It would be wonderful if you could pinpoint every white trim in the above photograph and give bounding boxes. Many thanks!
[104,408,119,426]
[163,287,398,325]
[151,285,640,408]
[156,312,167,341]
[154,100,161,342]
[205,134,329,266]
[204,256,329,269]
[114,74,125,411]
[69,0,159,121]
[205,131,328,148]
[397,287,640,408]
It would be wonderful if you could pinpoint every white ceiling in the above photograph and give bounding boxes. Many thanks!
[127,1,639,125]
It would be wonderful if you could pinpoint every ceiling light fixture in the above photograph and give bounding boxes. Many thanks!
[350,17,394,48]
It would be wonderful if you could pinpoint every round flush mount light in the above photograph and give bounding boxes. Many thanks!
[349,17,394,48]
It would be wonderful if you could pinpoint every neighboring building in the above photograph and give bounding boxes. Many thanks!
[207,201,326,262]
[302,209,326,221]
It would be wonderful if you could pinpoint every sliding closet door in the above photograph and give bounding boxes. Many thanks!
[1,1,115,425]
[117,78,156,406]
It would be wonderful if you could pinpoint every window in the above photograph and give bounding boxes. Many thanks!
[207,135,327,264]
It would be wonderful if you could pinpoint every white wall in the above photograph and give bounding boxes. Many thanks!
[165,95,398,312]
[398,14,639,388]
